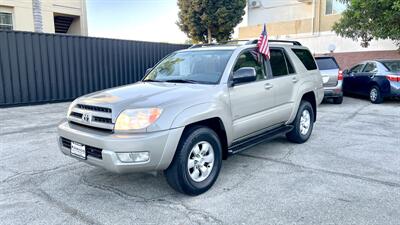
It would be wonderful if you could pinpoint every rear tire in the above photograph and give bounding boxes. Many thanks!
[164,126,222,196]
[286,100,314,143]
[369,86,383,104]
[333,96,343,104]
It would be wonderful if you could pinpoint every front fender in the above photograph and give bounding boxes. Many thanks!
[170,102,234,144]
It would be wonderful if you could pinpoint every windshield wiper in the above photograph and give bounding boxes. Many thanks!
[163,79,200,84]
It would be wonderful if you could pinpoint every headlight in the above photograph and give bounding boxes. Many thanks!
[115,108,162,131]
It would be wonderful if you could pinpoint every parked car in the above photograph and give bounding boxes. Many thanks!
[57,40,324,195]
[315,56,343,104]
[343,60,400,104]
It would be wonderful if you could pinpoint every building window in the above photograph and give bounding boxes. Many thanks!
[325,0,347,15]
[0,12,13,30]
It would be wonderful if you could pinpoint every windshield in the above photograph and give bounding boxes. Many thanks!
[381,60,400,72]
[143,50,233,84]
[315,58,339,70]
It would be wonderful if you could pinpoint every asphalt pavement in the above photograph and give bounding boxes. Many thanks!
[0,97,399,225]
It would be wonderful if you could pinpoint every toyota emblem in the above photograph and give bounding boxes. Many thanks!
[82,113,92,123]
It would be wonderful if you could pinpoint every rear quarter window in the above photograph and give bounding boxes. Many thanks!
[292,49,318,71]
[381,61,400,72]
[315,58,339,70]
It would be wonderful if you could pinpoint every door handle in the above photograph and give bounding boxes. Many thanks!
[292,77,299,83]
[264,83,273,90]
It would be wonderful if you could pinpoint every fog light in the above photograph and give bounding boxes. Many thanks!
[117,152,149,163]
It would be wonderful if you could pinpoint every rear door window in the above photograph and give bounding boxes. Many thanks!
[269,49,295,77]
[292,49,318,70]
[315,58,339,70]
[363,63,377,73]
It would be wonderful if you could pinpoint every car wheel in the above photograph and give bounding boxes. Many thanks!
[333,96,343,104]
[286,100,314,143]
[164,126,222,196]
[369,86,383,104]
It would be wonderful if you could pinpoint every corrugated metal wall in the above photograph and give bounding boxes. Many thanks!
[0,31,189,107]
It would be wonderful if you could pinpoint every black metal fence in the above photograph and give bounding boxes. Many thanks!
[0,31,189,107]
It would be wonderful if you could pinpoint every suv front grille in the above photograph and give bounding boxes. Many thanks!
[69,121,113,133]
[68,104,114,131]
[60,137,103,159]
[70,111,82,118]
[77,104,112,113]
[92,116,112,124]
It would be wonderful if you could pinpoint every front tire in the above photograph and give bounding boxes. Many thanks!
[369,86,383,104]
[164,126,222,196]
[286,100,314,143]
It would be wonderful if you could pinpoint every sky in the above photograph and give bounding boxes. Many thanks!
[86,0,188,43]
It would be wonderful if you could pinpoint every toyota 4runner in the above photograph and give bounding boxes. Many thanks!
[58,40,324,195]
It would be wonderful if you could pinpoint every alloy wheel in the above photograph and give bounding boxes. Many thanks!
[370,88,378,102]
[187,141,215,182]
[299,109,311,135]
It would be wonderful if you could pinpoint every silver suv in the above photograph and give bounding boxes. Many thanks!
[315,56,343,104]
[58,40,324,195]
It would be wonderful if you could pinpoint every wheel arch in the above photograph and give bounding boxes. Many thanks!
[369,77,391,96]
[182,118,229,160]
[288,90,317,124]
[170,102,232,160]
[301,91,317,122]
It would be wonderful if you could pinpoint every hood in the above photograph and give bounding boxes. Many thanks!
[77,82,217,110]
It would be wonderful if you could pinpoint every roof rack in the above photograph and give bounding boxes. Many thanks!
[188,39,302,49]
[269,40,302,46]
[188,40,250,49]
[245,39,302,46]
[188,43,219,49]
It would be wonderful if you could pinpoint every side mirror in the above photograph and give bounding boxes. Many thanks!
[232,67,257,86]
[343,69,349,74]
[145,68,153,75]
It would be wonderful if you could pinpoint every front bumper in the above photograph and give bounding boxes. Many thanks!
[57,120,184,173]
[323,81,343,98]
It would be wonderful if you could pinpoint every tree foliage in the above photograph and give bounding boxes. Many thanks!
[177,0,246,43]
[332,0,400,48]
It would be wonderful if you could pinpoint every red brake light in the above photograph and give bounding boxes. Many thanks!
[338,70,343,81]
[386,75,400,82]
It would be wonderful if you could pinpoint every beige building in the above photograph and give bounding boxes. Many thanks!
[240,0,344,39]
[238,0,399,68]
[0,0,87,35]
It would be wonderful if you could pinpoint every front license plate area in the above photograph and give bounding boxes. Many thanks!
[71,141,86,159]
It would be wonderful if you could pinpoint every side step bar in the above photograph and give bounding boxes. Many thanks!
[228,125,293,155]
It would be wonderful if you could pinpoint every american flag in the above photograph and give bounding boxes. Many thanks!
[257,24,270,59]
